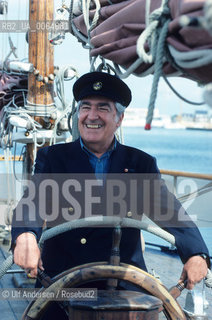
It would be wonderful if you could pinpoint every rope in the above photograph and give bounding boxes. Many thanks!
[145,19,170,127]
[145,0,151,27]
[168,45,212,69]
[178,182,212,203]
[0,64,79,154]
[68,0,212,123]
[135,0,171,128]
[79,0,101,49]
[136,0,170,63]
[81,0,101,33]
[0,253,13,279]
[53,65,78,144]
[24,100,57,117]
[3,148,16,226]
[113,60,155,79]
[205,268,212,288]
[203,0,212,36]
[0,225,10,244]
[162,74,204,106]
[71,108,80,141]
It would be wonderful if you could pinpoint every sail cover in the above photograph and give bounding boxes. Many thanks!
[72,0,212,84]
[0,73,27,111]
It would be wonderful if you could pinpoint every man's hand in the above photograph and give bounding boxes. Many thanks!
[13,232,43,278]
[180,255,208,290]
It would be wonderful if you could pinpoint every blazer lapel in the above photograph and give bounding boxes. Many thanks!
[109,142,131,173]
[65,139,94,173]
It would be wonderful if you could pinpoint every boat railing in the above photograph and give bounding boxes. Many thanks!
[160,169,212,196]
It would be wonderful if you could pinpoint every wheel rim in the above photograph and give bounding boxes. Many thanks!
[22,262,186,320]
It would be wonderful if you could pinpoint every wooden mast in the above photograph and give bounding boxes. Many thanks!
[26,0,54,174]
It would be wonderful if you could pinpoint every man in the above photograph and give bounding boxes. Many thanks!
[12,72,210,318]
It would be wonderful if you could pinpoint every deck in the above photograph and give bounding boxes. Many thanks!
[0,240,211,320]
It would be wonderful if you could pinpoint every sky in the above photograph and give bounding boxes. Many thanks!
[54,33,210,117]
[1,0,211,117]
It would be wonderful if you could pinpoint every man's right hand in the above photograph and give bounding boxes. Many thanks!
[13,232,43,278]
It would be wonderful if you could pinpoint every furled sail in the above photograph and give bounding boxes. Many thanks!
[71,0,212,84]
[0,73,27,111]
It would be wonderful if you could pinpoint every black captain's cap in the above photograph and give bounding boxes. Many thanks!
[73,71,132,107]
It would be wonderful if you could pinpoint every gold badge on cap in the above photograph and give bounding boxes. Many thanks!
[93,81,102,90]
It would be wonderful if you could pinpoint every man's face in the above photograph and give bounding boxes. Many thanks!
[78,96,123,151]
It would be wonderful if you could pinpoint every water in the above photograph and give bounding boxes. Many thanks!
[123,127,212,174]
[123,127,212,255]
[0,128,211,254]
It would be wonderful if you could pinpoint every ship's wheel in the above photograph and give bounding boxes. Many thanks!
[21,218,186,320]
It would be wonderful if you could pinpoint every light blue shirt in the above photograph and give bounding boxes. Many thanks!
[80,137,117,179]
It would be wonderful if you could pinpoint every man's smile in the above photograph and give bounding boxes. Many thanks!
[85,124,103,129]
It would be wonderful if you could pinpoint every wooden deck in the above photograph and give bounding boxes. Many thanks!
[0,242,211,320]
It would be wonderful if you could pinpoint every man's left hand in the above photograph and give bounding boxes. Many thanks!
[180,255,208,290]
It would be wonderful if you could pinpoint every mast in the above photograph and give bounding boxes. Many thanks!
[26,0,54,174]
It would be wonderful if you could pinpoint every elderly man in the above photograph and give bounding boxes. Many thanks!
[12,72,209,318]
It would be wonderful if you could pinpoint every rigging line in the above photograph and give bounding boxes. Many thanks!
[0,0,8,64]
[164,41,204,83]
[179,188,212,203]
[146,19,170,125]
[145,0,151,27]
[162,74,205,106]
[13,141,24,182]
[16,0,21,53]
[68,0,74,34]
[178,184,212,203]
[197,218,212,223]
[4,148,15,226]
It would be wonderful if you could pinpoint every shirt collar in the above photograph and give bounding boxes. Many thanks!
[80,137,117,159]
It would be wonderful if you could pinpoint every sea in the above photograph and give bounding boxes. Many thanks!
[0,127,211,255]
[123,127,212,255]
[123,127,212,174]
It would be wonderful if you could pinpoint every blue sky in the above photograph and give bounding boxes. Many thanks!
[1,0,211,117]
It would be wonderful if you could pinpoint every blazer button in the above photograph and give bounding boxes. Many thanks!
[127,211,132,218]
[80,238,86,244]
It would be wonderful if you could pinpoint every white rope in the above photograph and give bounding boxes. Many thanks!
[3,148,16,226]
[25,100,57,117]
[113,58,155,79]
[137,0,170,63]
[204,0,212,35]
[71,22,93,46]
[205,268,212,288]
[168,45,212,69]
[55,65,78,110]
[82,0,101,33]
[145,0,151,27]
[137,20,159,64]
[52,65,79,145]
[70,0,100,48]
[69,0,212,90]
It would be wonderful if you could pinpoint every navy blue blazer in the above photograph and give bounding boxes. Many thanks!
[12,139,209,280]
